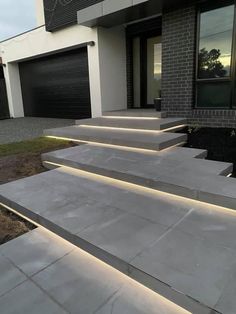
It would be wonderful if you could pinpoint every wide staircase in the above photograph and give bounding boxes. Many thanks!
[1,109,236,314]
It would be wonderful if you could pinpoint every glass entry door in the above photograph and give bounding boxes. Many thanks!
[133,35,162,108]
[146,36,162,106]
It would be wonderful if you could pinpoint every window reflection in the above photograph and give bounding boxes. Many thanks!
[198,5,234,79]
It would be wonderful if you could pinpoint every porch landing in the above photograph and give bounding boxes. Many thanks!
[1,110,236,314]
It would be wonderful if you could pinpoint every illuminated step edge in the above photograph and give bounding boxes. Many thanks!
[42,153,235,211]
[75,117,187,131]
[43,126,187,151]
[0,168,219,314]
[42,144,232,177]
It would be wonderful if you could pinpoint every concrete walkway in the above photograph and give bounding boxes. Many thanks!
[1,166,236,313]
[1,111,236,313]
[0,118,74,144]
[0,227,188,314]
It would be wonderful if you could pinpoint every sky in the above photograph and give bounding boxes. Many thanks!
[0,0,37,41]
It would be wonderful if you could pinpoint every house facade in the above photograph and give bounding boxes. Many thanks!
[0,0,236,127]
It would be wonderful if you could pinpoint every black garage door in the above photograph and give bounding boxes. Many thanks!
[19,48,91,119]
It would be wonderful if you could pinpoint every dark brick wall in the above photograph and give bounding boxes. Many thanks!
[162,4,196,118]
[161,3,236,128]
[191,110,236,128]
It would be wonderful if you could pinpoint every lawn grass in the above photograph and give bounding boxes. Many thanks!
[0,137,75,245]
[0,136,76,185]
[0,137,73,157]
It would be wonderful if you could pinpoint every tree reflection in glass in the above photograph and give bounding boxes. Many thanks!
[198,4,234,79]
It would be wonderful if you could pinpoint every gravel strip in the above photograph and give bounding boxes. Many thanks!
[0,117,74,144]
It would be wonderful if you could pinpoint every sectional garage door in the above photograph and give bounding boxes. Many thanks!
[19,48,91,119]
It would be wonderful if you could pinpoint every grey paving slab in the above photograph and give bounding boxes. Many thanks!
[0,228,74,276]
[0,280,67,314]
[197,175,236,209]
[0,254,27,297]
[0,169,98,215]
[76,117,187,130]
[131,228,236,309]
[43,143,207,160]
[105,188,191,227]
[79,213,168,262]
[32,248,189,314]
[0,227,189,314]
[96,280,188,314]
[103,109,167,118]
[0,168,189,230]
[32,249,127,314]
[214,268,236,314]
[42,144,232,178]
[44,125,187,150]
[1,167,235,312]
[43,200,127,235]
[157,146,207,159]
[176,206,236,251]
[42,144,235,210]
[0,117,74,144]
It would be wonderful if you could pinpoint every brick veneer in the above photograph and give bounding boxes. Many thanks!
[161,3,236,128]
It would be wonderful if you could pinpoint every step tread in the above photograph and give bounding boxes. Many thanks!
[44,126,187,151]
[42,144,235,209]
[43,144,232,177]
[0,167,235,314]
[76,117,187,130]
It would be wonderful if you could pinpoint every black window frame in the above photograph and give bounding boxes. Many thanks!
[195,0,236,109]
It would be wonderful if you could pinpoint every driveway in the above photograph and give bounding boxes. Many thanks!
[0,118,74,144]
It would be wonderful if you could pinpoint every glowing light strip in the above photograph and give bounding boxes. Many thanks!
[0,202,40,227]
[78,124,186,133]
[102,116,159,120]
[46,136,185,154]
[78,125,163,133]
[163,125,186,132]
[227,173,232,177]
[43,161,236,216]
[0,201,191,313]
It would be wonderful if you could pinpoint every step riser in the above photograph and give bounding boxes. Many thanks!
[0,194,214,314]
[42,157,235,211]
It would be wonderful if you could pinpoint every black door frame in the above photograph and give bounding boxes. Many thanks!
[0,66,10,120]
[140,31,162,108]
[126,17,162,109]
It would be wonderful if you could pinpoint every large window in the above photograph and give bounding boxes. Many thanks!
[196,2,235,108]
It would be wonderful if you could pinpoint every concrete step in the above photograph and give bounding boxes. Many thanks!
[75,117,187,131]
[44,125,187,151]
[1,167,233,314]
[0,227,188,314]
[103,109,167,118]
[42,144,235,210]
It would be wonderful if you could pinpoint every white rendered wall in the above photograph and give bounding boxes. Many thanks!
[4,63,24,118]
[98,26,127,113]
[0,24,102,118]
[35,0,45,26]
